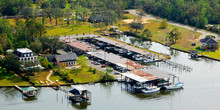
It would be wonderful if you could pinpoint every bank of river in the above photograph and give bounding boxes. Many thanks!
[1,36,220,110]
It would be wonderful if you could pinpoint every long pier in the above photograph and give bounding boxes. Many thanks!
[163,60,192,72]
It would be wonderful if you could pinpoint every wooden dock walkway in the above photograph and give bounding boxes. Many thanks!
[14,85,24,93]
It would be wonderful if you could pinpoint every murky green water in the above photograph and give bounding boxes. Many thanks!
[1,35,220,110]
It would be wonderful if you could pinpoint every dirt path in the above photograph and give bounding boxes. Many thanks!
[46,70,54,83]
[127,9,219,40]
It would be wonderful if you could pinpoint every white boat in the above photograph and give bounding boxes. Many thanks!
[163,82,184,90]
[142,86,160,94]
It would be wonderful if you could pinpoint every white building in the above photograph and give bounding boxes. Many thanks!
[14,48,38,61]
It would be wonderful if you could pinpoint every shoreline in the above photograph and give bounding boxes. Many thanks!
[0,80,117,88]
[153,40,220,62]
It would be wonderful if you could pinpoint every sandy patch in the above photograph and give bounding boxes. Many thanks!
[122,18,152,24]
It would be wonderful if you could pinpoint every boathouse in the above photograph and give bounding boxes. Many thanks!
[22,86,38,97]
[68,85,91,103]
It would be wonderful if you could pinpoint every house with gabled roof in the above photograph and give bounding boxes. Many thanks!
[200,37,219,50]
[46,53,78,67]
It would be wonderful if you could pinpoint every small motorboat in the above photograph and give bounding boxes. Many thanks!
[142,86,160,94]
[163,82,184,90]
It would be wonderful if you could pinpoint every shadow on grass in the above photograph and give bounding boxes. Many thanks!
[195,46,206,52]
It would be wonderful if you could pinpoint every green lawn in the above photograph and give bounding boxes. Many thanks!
[0,74,30,86]
[50,74,67,84]
[68,67,103,83]
[46,24,98,36]
[29,71,50,86]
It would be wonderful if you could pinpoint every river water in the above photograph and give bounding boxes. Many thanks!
[1,35,220,110]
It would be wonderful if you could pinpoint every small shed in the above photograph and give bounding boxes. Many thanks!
[110,26,118,31]
[6,49,13,54]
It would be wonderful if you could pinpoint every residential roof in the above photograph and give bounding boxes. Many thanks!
[22,86,38,92]
[16,48,33,53]
[6,49,13,53]
[46,55,56,62]
[200,38,218,44]
[121,72,148,83]
[56,53,78,62]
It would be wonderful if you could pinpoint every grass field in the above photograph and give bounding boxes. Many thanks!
[29,71,50,86]
[0,74,30,86]
[67,67,103,83]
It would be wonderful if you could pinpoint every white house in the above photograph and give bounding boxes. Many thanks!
[14,48,38,62]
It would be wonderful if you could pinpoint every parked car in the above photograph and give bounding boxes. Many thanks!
[92,62,100,65]
[114,72,120,75]
[101,65,106,68]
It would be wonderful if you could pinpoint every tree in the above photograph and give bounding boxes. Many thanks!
[6,38,13,50]
[65,8,72,25]
[130,22,144,32]
[0,44,4,55]
[142,29,152,40]
[167,28,181,43]
[30,40,42,54]
[52,8,61,26]
[39,36,64,54]
[160,19,168,29]
[0,55,21,73]
[77,55,88,69]
[21,6,33,22]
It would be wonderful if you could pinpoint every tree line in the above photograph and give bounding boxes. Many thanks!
[139,0,219,29]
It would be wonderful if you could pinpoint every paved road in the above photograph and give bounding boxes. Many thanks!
[127,9,219,39]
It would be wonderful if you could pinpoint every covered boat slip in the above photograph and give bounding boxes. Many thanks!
[121,72,149,83]
[94,37,152,56]
[15,85,38,98]
[68,85,91,103]
[140,67,170,79]
[87,50,144,70]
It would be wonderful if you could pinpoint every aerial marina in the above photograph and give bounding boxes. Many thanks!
[0,0,219,109]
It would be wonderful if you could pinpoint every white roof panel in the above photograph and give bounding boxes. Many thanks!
[121,72,148,83]
[16,48,32,53]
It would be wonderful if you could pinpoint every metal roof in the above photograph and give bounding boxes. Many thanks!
[22,86,38,92]
[140,67,170,78]
[71,85,87,91]
[16,48,33,53]
[121,72,148,83]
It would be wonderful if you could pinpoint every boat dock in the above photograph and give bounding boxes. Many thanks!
[14,85,38,98]
[14,85,24,92]
[163,60,192,72]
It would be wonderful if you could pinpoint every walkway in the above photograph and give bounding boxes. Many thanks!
[46,70,54,83]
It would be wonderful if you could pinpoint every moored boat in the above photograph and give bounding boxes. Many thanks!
[163,82,184,90]
[142,86,160,94]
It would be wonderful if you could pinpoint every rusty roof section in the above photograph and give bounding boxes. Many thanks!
[131,69,159,81]
[124,61,146,69]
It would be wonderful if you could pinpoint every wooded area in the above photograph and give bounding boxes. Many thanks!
[0,0,219,55]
